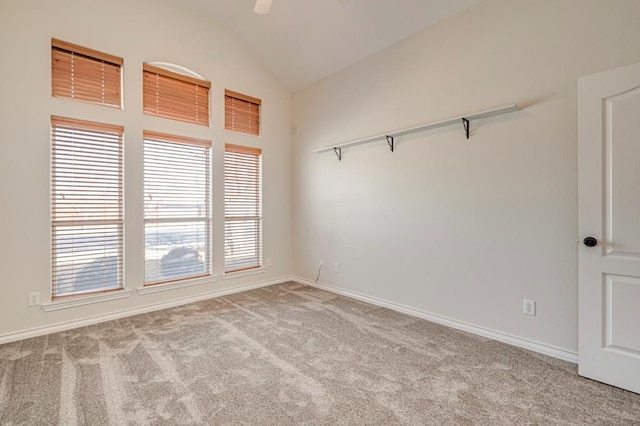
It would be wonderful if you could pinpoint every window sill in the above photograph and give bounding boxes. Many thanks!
[221,267,266,280]
[42,289,132,312]
[137,275,216,295]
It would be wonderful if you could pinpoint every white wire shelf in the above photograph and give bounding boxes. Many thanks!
[313,104,521,160]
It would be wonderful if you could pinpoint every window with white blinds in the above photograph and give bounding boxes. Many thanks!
[51,117,124,297]
[225,90,261,136]
[144,131,211,284]
[224,144,262,273]
[143,64,210,126]
[51,39,122,108]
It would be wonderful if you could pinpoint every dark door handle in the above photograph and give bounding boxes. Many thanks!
[583,237,598,247]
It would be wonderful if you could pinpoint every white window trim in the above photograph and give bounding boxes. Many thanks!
[221,267,267,280]
[137,275,217,295]
[224,144,263,273]
[143,132,212,285]
[50,117,125,298]
[42,289,132,312]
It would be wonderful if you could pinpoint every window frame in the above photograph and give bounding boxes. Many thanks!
[51,38,123,108]
[224,90,261,136]
[143,131,213,285]
[50,116,124,298]
[224,144,263,273]
[143,64,211,126]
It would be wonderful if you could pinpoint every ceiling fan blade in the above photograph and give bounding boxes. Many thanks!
[254,0,273,14]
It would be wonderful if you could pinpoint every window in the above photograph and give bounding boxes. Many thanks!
[143,64,210,126]
[144,132,211,284]
[224,144,262,272]
[51,117,124,297]
[51,39,122,108]
[225,90,261,136]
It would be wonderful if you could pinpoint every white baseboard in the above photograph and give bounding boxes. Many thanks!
[0,277,291,345]
[293,277,578,364]
[2,276,579,365]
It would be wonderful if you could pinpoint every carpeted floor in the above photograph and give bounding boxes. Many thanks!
[1,282,639,425]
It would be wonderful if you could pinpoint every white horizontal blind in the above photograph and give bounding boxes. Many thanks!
[51,117,123,297]
[225,144,262,273]
[144,132,211,284]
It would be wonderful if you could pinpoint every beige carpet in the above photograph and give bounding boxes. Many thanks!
[1,282,639,425]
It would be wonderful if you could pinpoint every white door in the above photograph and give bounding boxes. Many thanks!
[578,62,640,394]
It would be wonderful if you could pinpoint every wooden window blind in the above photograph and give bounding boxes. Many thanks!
[144,131,212,284]
[225,90,261,136]
[51,117,124,297]
[51,39,122,108]
[143,64,210,126]
[224,144,262,273]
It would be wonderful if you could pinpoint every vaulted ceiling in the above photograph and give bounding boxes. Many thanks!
[179,0,481,91]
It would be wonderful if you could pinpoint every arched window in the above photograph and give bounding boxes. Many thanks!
[143,62,210,126]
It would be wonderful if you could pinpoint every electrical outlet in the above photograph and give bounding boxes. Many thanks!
[523,299,536,316]
[28,292,41,307]
[334,263,340,273]
[319,260,324,269]
[266,258,272,267]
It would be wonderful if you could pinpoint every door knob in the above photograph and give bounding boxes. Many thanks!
[583,237,598,247]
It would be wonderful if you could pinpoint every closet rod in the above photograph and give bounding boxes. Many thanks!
[313,104,521,159]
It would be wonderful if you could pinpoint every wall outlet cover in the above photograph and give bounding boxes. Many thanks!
[28,292,41,307]
[523,299,536,316]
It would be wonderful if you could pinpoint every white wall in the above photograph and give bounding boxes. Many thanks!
[292,0,640,353]
[3,0,640,355]
[0,0,292,338]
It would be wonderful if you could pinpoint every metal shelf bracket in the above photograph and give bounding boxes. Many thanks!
[386,135,394,152]
[462,118,470,139]
[333,147,342,161]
